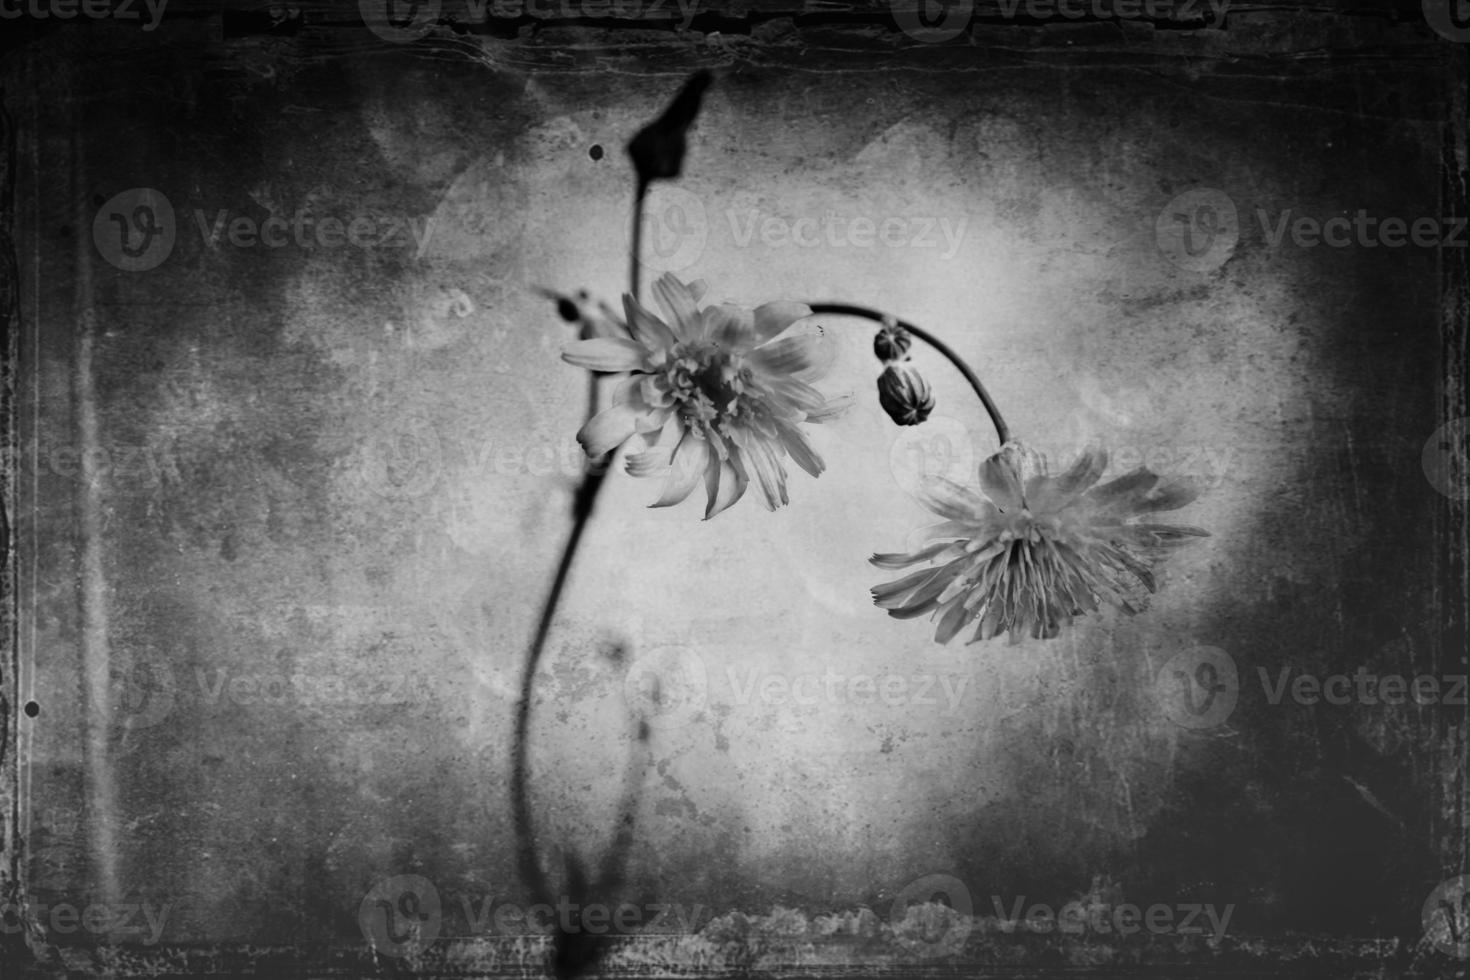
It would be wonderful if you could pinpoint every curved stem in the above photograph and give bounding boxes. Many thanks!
[808,302,1011,448]
[511,182,648,912]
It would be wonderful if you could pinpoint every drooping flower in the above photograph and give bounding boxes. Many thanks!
[871,442,1208,643]
[561,273,848,518]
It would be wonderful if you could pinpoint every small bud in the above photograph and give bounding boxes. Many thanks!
[873,322,912,364]
[877,363,934,426]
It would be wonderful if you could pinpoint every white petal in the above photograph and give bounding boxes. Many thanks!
[978,452,1024,511]
[651,273,702,339]
[651,434,711,508]
[749,327,835,382]
[916,477,989,521]
[777,424,824,479]
[703,453,750,519]
[743,436,789,509]
[752,301,812,341]
[625,444,675,478]
[577,402,645,457]
[622,295,677,349]
[562,337,648,372]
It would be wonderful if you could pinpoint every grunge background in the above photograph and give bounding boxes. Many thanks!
[1,1,1466,975]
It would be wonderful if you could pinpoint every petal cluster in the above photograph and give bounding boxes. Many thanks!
[871,443,1209,643]
[561,273,848,518]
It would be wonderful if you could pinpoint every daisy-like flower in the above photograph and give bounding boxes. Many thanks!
[561,273,848,518]
[871,442,1209,643]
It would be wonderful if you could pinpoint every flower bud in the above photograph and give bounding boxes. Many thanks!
[877,363,934,426]
[873,322,912,363]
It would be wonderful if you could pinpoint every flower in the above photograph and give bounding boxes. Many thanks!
[870,443,1208,643]
[876,363,934,426]
[561,273,849,518]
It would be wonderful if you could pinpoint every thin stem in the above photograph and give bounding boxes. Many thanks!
[511,181,647,913]
[629,179,647,308]
[808,302,1012,447]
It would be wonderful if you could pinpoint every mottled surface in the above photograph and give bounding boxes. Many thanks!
[3,5,1464,964]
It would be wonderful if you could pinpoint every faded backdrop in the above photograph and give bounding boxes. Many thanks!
[7,15,1460,949]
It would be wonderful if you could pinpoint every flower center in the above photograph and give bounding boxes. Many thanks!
[660,342,756,431]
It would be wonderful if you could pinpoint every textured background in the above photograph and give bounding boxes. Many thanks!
[3,2,1466,960]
